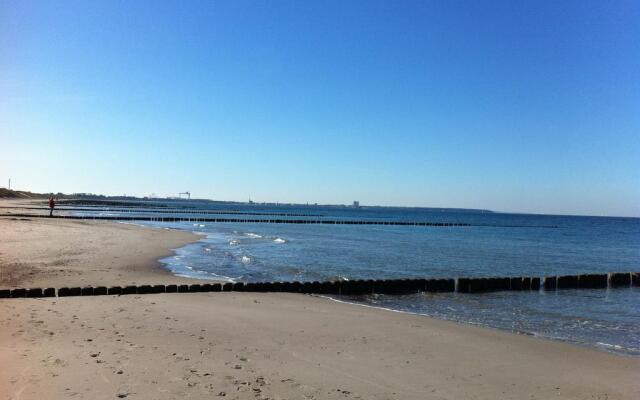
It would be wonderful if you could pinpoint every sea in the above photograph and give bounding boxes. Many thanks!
[70,201,640,356]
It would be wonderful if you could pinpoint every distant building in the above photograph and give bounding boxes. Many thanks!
[353,201,360,208]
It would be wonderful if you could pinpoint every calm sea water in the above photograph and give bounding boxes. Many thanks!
[72,202,640,355]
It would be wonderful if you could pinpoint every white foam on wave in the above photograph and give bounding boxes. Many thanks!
[229,239,239,246]
[241,255,251,264]
[318,295,415,315]
[596,342,623,350]
[204,248,211,252]
[273,237,286,244]
[117,221,151,229]
[199,224,206,227]
[245,233,262,239]
[173,271,236,283]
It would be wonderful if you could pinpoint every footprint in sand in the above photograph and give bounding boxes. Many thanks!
[255,376,269,386]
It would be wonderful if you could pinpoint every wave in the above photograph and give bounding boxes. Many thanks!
[273,237,286,244]
[172,271,236,283]
[241,255,251,264]
[595,342,639,354]
[245,232,263,238]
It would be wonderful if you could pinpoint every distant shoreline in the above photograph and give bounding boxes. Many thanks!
[0,188,494,213]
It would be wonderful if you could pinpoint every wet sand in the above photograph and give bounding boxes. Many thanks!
[1,215,639,400]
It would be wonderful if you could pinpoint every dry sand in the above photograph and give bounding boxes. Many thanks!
[1,214,639,400]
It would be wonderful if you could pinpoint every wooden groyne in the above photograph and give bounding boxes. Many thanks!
[2,272,637,299]
[0,213,472,227]
[1,213,562,228]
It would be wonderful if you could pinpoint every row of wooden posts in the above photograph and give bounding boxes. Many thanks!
[0,213,472,227]
[1,272,637,299]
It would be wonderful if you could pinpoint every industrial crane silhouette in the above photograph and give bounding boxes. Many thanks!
[178,191,191,200]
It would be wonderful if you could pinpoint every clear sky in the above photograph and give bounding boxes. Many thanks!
[1,1,639,216]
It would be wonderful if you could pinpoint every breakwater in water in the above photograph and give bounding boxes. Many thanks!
[0,213,472,226]
[0,213,565,228]
[2,271,637,299]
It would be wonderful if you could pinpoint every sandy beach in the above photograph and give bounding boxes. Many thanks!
[1,214,639,400]
[0,215,200,288]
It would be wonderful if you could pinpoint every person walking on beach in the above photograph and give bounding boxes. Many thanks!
[48,196,55,217]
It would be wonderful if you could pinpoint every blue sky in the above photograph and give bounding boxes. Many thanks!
[1,0,639,216]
